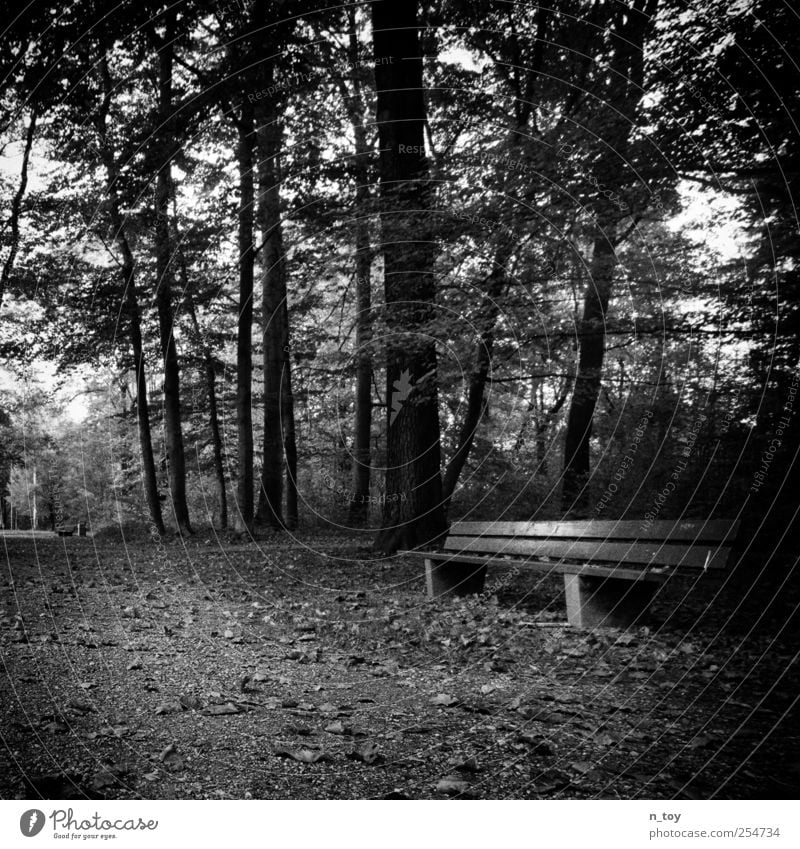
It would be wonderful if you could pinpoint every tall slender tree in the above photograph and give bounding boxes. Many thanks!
[561,0,658,512]
[254,64,289,529]
[96,53,165,535]
[149,7,192,533]
[320,6,376,524]
[235,100,257,532]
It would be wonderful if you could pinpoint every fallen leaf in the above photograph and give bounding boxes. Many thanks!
[450,756,479,773]
[159,743,184,772]
[201,702,241,716]
[348,741,381,765]
[90,770,120,791]
[435,775,473,795]
[100,724,131,738]
[570,761,595,775]
[562,647,587,658]
[517,734,555,756]
[687,734,716,749]
[594,732,616,747]
[274,746,330,764]
[530,770,569,794]
[66,700,95,715]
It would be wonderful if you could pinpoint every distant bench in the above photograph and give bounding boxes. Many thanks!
[407,520,740,628]
[55,523,87,537]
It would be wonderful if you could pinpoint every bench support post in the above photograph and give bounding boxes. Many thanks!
[564,573,657,629]
[425,558,487,598]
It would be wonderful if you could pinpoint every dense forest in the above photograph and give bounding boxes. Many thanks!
[1,0,798,556]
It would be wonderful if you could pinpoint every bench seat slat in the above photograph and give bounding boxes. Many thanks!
[403,550,559,575]
[442,535,732,570]
[450,519,739,544]
[406,550,668,583]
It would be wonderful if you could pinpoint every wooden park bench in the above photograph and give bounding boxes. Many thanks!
[410,519,740,628]
[55,522,87,537]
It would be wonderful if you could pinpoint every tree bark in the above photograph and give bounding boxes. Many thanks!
[0,111,36,311]
[441,250,511,509]
[235,101,256,532]
[349,216,373,525]
[128,272,166,536]
[254,78,287,529]
[562,236,616,510]
[534,372,572,474]
[371,0,446,553]
[152,8,192,534]
[280,300,298,529]
[97,56,164,536]
[345,8,374,526]
[324,5,374,525]
[186,295,228,530]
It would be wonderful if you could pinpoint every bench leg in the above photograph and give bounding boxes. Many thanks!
[425,558,487,598]
[564,573,657,629]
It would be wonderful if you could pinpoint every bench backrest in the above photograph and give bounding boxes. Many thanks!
[444,520,740,571]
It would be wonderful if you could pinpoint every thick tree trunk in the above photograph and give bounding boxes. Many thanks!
[561,235,616,511]
[97,56,164,535]
[372,0,446,553]
[153,9,192,534]
[235,102,256,532]
[254,84,287,529]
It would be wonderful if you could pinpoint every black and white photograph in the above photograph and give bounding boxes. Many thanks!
[1,0,799,837]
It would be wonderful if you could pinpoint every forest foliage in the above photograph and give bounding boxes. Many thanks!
[1,0,798,553]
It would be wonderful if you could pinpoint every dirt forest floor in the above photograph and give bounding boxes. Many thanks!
[2,530,799,800]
